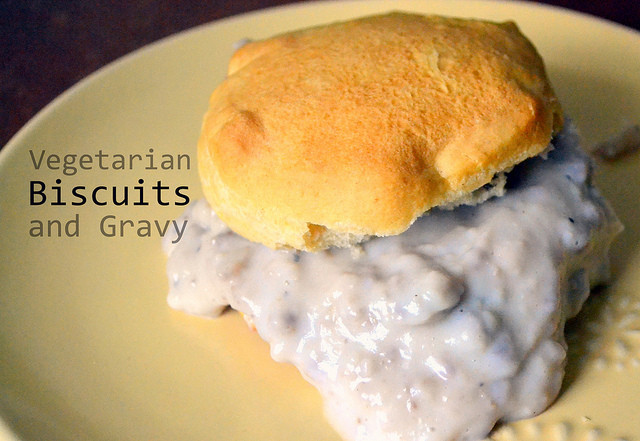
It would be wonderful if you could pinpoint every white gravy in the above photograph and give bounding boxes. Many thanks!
[164,125,620,441]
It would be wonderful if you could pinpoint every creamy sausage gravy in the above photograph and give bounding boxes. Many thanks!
[164,125,621,441]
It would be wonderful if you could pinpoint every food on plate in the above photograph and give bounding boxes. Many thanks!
[164,12,621,441]
[591,124,640,160]
[197,12,562,251]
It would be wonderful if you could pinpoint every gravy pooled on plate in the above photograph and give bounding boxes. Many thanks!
[164,126,621,441]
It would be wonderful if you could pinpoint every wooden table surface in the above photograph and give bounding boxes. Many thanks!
[2,0,639,149]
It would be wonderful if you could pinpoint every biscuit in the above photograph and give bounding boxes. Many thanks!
[198,12,562,250]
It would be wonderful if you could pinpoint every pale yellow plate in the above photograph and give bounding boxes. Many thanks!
[1,1,639,440]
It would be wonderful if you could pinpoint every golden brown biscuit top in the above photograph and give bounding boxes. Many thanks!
[198,12,563,250]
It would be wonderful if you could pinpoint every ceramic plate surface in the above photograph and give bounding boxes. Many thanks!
[1,1,639,440]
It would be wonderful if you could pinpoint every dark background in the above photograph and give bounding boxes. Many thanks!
[2,0,639,149]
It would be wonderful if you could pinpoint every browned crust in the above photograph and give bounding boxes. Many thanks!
[198,12,563,250]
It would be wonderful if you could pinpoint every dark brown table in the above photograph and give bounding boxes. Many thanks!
[2,0,639,149]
